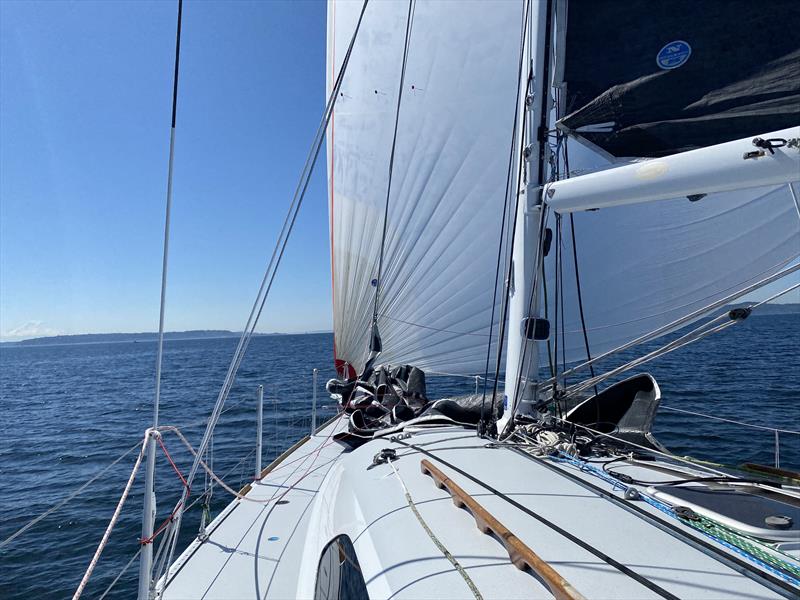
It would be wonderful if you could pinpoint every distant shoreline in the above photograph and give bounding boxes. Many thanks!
[0,329,334,347]
[2,303,797,346]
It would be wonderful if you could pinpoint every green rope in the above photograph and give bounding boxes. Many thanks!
[677,512,800,579]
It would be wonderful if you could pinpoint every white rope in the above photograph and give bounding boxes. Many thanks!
[72,432,147,600]
[519,418,732,478]
[387,460,483,600]
[0,440,142,550]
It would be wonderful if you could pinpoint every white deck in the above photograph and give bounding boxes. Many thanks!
[161,418,795,599]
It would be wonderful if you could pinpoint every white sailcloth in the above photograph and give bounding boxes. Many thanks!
[540,144,800,368]
[326,0,524,375]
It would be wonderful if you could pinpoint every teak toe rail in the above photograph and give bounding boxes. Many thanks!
[420,459,586,600]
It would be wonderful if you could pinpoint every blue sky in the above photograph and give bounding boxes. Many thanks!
[1,0,333,340]
[1,1,797,342]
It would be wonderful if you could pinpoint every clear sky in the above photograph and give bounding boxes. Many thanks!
[1,0,333,340]
[1,1,797,342]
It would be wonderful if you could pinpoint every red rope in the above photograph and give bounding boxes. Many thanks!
[139,435,191,545]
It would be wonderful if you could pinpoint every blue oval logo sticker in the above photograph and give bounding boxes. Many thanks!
[656,40,691,70]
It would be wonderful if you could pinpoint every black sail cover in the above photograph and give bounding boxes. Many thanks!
[557,0,800,158]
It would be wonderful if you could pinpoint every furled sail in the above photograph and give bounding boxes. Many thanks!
[326,0,524,376]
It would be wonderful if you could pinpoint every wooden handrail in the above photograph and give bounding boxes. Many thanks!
[420,459,586,600]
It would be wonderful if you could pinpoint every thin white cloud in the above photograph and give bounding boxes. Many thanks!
[1,320,62,342]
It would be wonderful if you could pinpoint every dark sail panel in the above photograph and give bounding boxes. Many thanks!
[558,0,800,158]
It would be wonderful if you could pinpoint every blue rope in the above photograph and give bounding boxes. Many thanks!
[551,452,800,587]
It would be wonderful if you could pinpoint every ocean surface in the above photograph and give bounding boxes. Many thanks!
[1,319,798,599]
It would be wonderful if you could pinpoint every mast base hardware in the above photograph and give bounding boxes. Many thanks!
[373,448,397,466]
[742,150,765,160]
[765,515,793,530]
[522,317,550,341]
[420,459,586,600]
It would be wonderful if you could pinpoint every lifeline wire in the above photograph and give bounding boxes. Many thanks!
[0,439,142,550]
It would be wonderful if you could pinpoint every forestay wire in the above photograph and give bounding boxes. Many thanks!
[158,0,372,580]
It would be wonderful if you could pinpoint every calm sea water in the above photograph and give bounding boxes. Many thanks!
[1,321,798,599]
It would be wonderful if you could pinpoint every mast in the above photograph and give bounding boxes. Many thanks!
[138,1,183,598]
[499,0,553,431]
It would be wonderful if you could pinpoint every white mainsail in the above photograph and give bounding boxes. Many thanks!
[541,176,800,368]
[537,127,800,367]
[326,0,524,376]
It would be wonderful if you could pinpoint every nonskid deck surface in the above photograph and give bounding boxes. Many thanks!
[162,420,794,599]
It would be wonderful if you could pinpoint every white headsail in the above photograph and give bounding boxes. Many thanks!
[326,0,524,376]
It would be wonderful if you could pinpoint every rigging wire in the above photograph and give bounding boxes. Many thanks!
[479,0,532,435]
[73,433,148,600]
[370,0,416,349]
[140,2,184,594]
[152,0,183,432]
[567,214,597,397]
[0,439,143,550]
[539,261,800,389]
[486,95,531,434]
[566,279,800,398]
[159,0,372,576]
